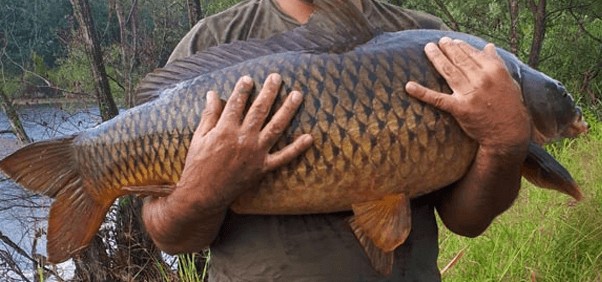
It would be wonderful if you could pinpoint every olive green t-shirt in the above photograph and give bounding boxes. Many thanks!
[169,1,449,281]
[168,0,448,63]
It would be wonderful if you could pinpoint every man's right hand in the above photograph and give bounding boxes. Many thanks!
[142,74,313,254]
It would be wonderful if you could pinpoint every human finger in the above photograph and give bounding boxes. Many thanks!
[423,41,467,86]
[243,73,282,130]
[405,81,456,114]
[221,76,254,125]
[259,90,303,147]
[264,134,313,171]
[482,43,503,63]
[197,90,224,136]
[438,38,480,75]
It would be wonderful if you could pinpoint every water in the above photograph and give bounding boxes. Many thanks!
[0,104,102,281]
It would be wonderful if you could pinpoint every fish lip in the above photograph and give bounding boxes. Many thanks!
[567,108,589,137]
[533,109,588,145]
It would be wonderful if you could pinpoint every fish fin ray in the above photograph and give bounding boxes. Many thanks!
[522,142,583,201]
[134,0,376,105]
[0,135,114,263]
[47,187,113,263]
[349,223,395,276]
[0,135,78,197]
[349,194,411,274]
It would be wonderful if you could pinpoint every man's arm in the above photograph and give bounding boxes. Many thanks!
[142,74,313,253]
[406,37,531,237]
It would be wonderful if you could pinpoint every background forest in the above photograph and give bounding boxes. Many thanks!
[0,0,600,281]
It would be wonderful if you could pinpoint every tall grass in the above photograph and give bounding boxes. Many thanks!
[438,116,602,281]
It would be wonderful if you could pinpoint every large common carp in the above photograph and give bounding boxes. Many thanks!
[0,1,587,274]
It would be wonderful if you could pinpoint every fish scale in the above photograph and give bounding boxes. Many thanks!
[0,1,586,272]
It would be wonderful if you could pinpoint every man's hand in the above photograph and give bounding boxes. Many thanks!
[179,73,313,209]
[142,73,313,253]
[406,37,531,148]
[406,37,531,237]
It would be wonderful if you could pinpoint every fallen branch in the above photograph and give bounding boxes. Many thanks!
[440,248,465,275]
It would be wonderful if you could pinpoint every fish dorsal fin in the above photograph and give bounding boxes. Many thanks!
[134,0,376,105]
[349,194,412,275]
[521,142,583,201]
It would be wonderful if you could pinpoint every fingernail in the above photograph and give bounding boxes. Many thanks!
[291,91,302,104]
[453,39,463,44]
[425,43,436,52]
[440,37,451,43]
[271,73,282,84]
[241,75,252,85]
[237,76,252,93]
[405,82,416,92]
[302,134,314,144]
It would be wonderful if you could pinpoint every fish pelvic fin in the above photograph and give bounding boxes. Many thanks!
[0,136,113,263]
[522,142,583,201]
[349,194,412,275]
[122,184,175,197]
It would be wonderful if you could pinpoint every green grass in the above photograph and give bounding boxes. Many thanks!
[438,117,602,281]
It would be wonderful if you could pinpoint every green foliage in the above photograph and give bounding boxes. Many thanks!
[438,118,602,281]
[0,0,71,70]
[0,77,21,98]
[397,0,602,117]
[47,41,96,94]
[204,0,241,15]
[178,252,210,282]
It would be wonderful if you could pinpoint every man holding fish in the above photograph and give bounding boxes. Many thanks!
[143,0,531,280]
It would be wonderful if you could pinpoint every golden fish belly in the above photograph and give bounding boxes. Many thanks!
[230,92,477,214]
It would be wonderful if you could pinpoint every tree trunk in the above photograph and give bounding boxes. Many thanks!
[69,0,119,121]
[187,0,203,29]
[507,0,520,54]
[114,0,139,108]
[0,89,31,144]
[580,59,601,106]
[72,235,118,282]
[68,0,119,279]
[528,0,547,69]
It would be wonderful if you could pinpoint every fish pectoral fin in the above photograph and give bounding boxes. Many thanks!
[348,194,412,275]
[522,142,583,201]
[122,185,175,197]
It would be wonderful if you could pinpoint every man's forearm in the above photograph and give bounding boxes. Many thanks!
[141,74,313,254]
[142,188,228,254]
[436,143,528,237]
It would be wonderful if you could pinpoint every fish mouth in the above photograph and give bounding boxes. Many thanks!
[563,108,589,138]
[532,109,588,146]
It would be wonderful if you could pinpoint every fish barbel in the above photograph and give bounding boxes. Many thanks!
[0,1,587,274]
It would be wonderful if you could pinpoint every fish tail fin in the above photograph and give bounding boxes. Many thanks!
[0,136,113,263]
[0,136,78,197]
[47,185,113,263]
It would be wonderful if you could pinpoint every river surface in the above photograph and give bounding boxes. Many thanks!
[0,104,102,281]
